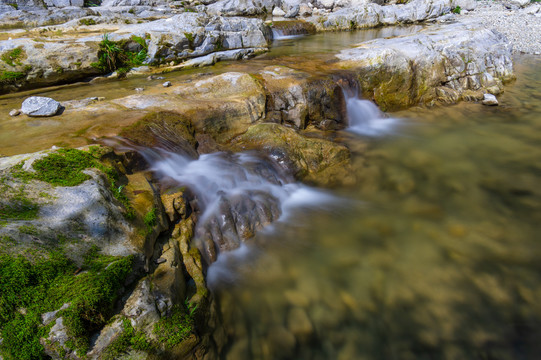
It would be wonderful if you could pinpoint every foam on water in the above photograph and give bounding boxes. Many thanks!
[342,86,401,136]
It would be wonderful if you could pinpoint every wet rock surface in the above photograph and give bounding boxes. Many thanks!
[21,96,62,117]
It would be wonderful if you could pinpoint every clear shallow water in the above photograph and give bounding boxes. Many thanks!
[215,56,541,359]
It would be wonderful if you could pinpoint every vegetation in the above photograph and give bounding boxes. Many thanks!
[91,34,148,75]
[452,5,461,14]
[144,208,157,229]
[0,248,134,359]
[13,147,135,219]
[153,302,197,347]
[101,318,151,359]
[79,18,97,26]
[1,47,24,67]
[0,186,40,225]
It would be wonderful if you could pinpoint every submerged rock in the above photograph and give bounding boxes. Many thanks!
[21,96,62,117]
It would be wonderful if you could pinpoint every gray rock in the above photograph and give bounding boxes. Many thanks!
[8,109,20,116]
[482,93,499,106]
[41,303,70,326]
[21,96,62,117]
[162,81,172,87]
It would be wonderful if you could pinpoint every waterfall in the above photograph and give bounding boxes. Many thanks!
[341,82,400,136]
[271,29,304,41]
[140,148,339,286]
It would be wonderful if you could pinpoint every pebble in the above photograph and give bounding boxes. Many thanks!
[156,258,166,264]
[9,109,20,116]
[465,1,541,55]
[482,93,499,106]
[134,87,144,92]
[163,81,172,87]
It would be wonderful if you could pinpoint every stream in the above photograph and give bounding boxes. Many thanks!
[1,27,540,360]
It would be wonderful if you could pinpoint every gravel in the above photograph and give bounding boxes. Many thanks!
[464,1,541,55]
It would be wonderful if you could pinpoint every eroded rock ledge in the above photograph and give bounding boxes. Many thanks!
[335,20,514,110]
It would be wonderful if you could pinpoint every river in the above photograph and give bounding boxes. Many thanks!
[1,28,540,360]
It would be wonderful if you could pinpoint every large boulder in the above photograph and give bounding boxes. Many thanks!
[335,21,514,110]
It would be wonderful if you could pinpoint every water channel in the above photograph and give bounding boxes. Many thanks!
[1,27,540,360]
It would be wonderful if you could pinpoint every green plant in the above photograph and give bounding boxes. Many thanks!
[452,5,461,14]
[153,302,197,347]
[91,34,148,75]
[7,3,18,9]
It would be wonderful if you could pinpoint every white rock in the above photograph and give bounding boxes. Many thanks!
[272,7,286,16]
[482,93,499,106]
[9,109,20,116]
[21,96,62,117]
[163,81,172,87]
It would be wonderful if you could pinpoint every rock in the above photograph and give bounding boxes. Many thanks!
[41,303,70,326]
[21,96,62,117]
[505,0,529,9]
[272,6,286,16]
[482,93,499,106]
[163,81,172,87]
[206,0,276,16]
[231,123,353,186]
[259,65,345,129]
[335,21,514,110]
[135,87,145,92]
[170,72,266,143]
[119,111,197,157]
[8,109,20,116]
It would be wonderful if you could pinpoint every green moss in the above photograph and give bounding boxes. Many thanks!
[18,225,40,236]
[0,187,40,224]
[78,18,96,26]
[0,249,133,359]
[0,70,25,84]
[7,2,18,9]
[452,5,461,14]
[12,147,135,220]
[1,47,24,67]
[153,302,197,347]
[101,318,151,359]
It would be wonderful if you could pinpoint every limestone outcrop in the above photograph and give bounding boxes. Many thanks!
[335,21,514,110]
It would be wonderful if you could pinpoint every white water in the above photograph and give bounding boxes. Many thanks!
[271,29,304,41]
[140,149,342,285]
[342,87,401,136]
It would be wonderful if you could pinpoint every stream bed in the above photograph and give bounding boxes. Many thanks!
[214,55,541,359]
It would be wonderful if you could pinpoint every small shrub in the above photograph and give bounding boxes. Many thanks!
[452,5,461,14]
[91,34,148,74]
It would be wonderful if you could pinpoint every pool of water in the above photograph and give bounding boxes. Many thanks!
[214,55,541,360]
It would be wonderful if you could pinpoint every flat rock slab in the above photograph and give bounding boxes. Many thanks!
[21,96,62,117]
